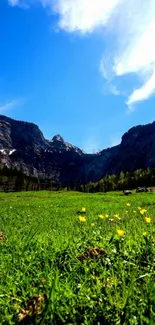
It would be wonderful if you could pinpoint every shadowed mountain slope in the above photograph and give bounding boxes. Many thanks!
[1,115,155,185]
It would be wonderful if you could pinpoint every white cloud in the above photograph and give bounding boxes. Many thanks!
[8,0,155,108]
[127,70,155,110]
[0,100,20,112]
[52,0,122,33]
[54,0,155,107]
[99,0,155,108]
[8,0,122,30]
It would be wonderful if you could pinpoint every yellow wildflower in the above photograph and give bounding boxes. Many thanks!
[99,215,104,219]
[114,214,120,219]
[145,217,151,224]
[117,229,125,237]
[126,203,131,206]
[79,216,86,222]
[138,207,142,210]
[140,209,147,215]
[91,223,95,227]
[143,232,148,237]
[105,214,109,218]
[81,207,86,212]
[133,210,136,213]
[114,215,121,220]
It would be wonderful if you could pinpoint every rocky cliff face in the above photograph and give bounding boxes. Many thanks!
[110,123,155,173]
[0,115,85,184]
[1,114,155,185]
[0,115,48,152]
[0,120,12,149]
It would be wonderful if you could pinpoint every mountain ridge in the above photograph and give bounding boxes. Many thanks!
[0,114,155,185]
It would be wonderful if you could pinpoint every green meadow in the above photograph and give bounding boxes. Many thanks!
[0,191,155,324]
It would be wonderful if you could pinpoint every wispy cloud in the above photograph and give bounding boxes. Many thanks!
[103,83,121,97]
[127,70,155,111]
[0,100,20,113]
[9,0,21,6]
[8,0,155,109]
[82,135,101,153]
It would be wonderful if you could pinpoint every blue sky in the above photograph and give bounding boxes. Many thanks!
[0,0,155,152]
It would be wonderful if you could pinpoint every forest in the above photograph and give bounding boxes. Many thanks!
[0,164,155,192]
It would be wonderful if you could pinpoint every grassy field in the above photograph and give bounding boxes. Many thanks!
[0,190,155,325]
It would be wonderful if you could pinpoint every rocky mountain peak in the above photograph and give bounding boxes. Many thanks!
[51,134,65,142]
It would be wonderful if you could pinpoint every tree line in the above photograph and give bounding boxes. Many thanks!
[0,164,155,192]
[0,165,60,192]
[76,168,155,193]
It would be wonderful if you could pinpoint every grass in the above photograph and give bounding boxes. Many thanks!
[0,190,155,324]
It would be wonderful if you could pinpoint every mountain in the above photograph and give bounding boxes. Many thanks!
[0,115,85,185]
[1,114,155,185]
